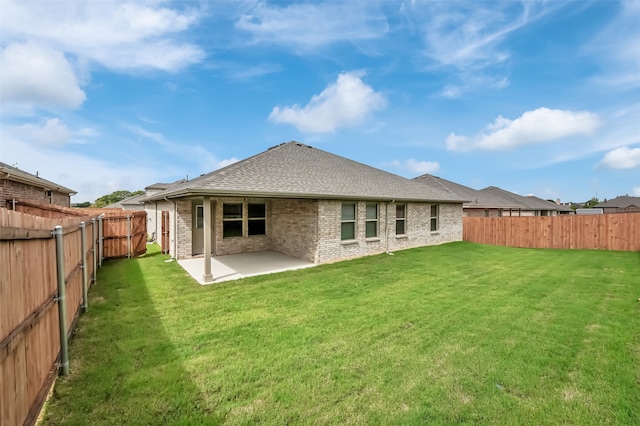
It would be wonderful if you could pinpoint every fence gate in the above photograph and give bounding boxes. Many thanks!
[161,210,170,254]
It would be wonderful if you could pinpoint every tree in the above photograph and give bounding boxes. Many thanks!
[72,201,92,208]
[93,190,144,208]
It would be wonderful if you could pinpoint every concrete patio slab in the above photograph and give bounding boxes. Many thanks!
[178,251,316,284]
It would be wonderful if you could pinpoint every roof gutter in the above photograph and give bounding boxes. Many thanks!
[148,188,468,204]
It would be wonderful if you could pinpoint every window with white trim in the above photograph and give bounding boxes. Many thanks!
[365,203,378,238]
[396,204,406,235]
[195,205,204,229]
[341,202,356,240]
[223,203,243,238]
[248,203,266,236]
[430,204,439,232]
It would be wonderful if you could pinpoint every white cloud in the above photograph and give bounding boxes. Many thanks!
[633,187,640,196]
[1,0,204,72]
[0,42,86,110]
[447,107,601,151]
[216,158,240,169]
[236,2,388,52]
[18,118,72,146]
[385,159,440,175]
[598,146,640,169]
[269,71,387,133]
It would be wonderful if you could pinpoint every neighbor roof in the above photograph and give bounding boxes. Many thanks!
[479,187,559,212]
[413,174,521,209]
[0,161,76,195]
[595,195,640,209]
[105,193,146,208]
[146,142,465,203]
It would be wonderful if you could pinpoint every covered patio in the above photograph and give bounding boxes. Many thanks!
[178,250,315,284]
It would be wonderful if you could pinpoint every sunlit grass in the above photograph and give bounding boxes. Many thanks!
[41,242,640,424]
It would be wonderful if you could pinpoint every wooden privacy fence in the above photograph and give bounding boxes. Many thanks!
[12,199,146,258]
[1,201,148,426]
[1,209,98,426]
[463,212,640,251]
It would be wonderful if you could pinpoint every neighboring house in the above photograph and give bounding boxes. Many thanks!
[104,193,146,210]
[413,175,561,217]
[142,142,466,269]
[0,161,76,208]
[595,196,640,214]
[143,179,187,241]
[478,187,560,216]
[413,175,522,217]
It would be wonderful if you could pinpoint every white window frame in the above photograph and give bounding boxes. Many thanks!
[248,203,266,236]
[365,203,378,238]
[341,202,356,241]
[430,204,439,232]
[222,203,243,238]
[396,204,406,236]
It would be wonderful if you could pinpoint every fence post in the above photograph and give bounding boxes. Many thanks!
[127,214,131,259]
[91,218,97,285]
[80,221,88,312]
[98,215,104,267]
[53,225,70,376]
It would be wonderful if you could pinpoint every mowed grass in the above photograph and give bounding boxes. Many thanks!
[41,242,639,425]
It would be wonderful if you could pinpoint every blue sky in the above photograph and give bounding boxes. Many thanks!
[1,0,639,203]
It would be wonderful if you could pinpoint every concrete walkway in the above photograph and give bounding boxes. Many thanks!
[178,251,316,284]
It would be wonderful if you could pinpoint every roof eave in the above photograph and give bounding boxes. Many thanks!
[146,188,466,204]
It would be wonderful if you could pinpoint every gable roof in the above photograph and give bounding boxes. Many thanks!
[146,142,465,203]
[105,193,146,208]
[0,161,76,195]
[595,195,640,209]
[479,187,559,212]
[413,174,521,209]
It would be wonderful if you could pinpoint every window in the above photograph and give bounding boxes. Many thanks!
[365,203,378,238]
[248,203,266,236]
[396,204,406,235]
[341,203,356,240]
[430,204,439,232]
[195,205,204,229]
[223,203,243,238]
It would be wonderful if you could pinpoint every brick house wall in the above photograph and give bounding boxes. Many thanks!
[1,179,71,208]
[270,198,318,263]
[170,196,464,263]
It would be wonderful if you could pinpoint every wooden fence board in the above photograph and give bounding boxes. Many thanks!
[463,212,640,251]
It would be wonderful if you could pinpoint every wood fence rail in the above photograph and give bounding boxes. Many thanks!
[463,212,640,251]
[1,201,147,426]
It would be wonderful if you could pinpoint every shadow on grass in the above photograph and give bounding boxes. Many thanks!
[41,248,222,424]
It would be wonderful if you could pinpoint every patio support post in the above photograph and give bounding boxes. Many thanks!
[202,197,213,282]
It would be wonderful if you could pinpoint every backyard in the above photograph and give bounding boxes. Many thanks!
[41,242,639,424]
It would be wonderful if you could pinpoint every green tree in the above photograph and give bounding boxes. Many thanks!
[93,190,144,208]
[72,201,92,208]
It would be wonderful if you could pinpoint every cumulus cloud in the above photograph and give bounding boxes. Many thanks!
[598,146,640,169]
[0,42,86,110]
[18,118,72,146]
[446,107,601,151]
[1,0,204,72]
[385,159,440,175]
[269,71,387,133]
[633,187,640,196]
[236,2,388,52]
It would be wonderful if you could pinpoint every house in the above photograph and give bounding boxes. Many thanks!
[413,175,560,217]
[104,193,146,210]
[142,142,466,276]
[595,195,640,214]
[413,175,522,217]
[0,161,76,208]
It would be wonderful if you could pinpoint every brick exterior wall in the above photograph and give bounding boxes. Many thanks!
[214,197,271,257]
[167,195,463,263]
[1,179,70,208]
[316,201,463,264]
[270,199,318,262]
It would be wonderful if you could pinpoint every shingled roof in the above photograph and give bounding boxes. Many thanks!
[0,161,76,194]
[595,195,640,209]
[479,187,559,212]
[413,174,520,209]
[146,142,465,203]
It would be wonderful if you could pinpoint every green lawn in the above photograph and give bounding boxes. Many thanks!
[41,242,639,425]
